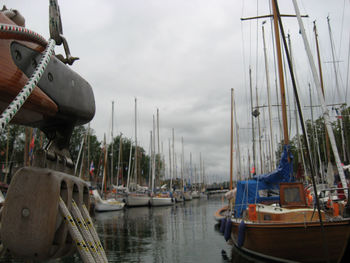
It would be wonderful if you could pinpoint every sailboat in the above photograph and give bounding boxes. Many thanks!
[226,1,350,262]
[149,113,174,207]
[126,98,151,207]
[94,102,125,212]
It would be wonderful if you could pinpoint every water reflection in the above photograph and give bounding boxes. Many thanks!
[1,195,243,263]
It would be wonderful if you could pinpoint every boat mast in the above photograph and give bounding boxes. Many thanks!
[291,0,347,191]
[111,100,114,186]
[256,85,263,173]
[249,67,256,170]
[272,0,289,146]
[126,140,133,191]
[152,116,156,192]
[169,138,172,191]
[172,128,175,189]
[262,21,276,168]
[233,90,242,180]
[327,16,348,163]
[134,97,138,186]
[157,108,160,186]
[181,137,185,191]
[230,88,234,189]
[116,133,123,187]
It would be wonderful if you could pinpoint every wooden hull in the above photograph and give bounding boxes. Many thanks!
[0,13,58,125]
[231,219,350,263]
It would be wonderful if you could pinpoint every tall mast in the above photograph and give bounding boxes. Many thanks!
[168,138,172,191]
[313,21,331,165]
[256,85,263,173]
[134,98,138,185]
[157,108,160,184]
[111,101,114,186]
[181,137,185,191]
[233,90,242,180]
[172,128,175,186]
[272,0,289,146]
[249,67,256,169]
[262,21,275,168]
[190,152,193,188]
[230,88,234,189]
[292,0,347,192]
[126,140,133,191]
[152,116,156,192]
[117,133,123,187]
[327,16,347,163]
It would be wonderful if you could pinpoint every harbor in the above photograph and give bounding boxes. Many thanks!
[1,0,350,262]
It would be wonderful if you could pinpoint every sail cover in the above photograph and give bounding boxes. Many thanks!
[234,145,294,218]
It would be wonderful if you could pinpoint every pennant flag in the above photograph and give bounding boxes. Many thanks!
[89,161,95,175]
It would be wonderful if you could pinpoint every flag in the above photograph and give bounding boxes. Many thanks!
[29,128,37,163]
[251,166,255,174]
[89,161,95,175]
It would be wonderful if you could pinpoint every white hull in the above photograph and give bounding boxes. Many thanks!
[150,197,174,206]
[95,199,125,212]
[191,191,200,199]
[126,194,150,207]
[183,192,193,201]
[92,190,125,212]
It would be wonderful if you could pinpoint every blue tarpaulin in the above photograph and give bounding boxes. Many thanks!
[234,145,294,218]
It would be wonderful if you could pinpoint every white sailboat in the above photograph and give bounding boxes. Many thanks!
[126,98,150,207]
[92,189,125,212]
[150,113,174,207]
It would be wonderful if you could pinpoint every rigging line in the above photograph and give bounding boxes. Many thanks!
[346,35,350,103]
[338,0,346,56]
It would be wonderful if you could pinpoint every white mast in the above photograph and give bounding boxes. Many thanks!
[116,133,123,187]
[292,0,347,190]
[168,138,172,190]
[126,140,133,191]
[262,21,275,168]
[134,97,138,186]
[111,101,114,186]
[152,115,156,192]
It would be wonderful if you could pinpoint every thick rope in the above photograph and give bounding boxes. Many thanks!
[71,200,106,263]
[0,24,54,131]
[81,204,109,263]
[59,198,95,263]
[0,23,47,46]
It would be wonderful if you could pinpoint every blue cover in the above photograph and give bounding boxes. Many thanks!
[234,145,294,218]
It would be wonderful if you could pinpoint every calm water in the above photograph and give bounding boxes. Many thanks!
[1,195,262,263]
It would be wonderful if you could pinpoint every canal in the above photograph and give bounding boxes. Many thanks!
[1,194,262,263]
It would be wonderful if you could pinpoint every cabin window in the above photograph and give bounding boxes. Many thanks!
[263,214,271,221]
[284,187,302,203]
[279,182,307,208]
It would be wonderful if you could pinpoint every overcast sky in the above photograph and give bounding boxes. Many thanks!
[3,0,350,183]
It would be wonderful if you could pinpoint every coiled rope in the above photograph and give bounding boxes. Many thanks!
[0,23,107,262]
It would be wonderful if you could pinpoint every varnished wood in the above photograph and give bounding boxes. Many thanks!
[0,13,58,125]
[231,219,350,263]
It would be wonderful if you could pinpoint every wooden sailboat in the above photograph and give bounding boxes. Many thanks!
[227,1,350,262]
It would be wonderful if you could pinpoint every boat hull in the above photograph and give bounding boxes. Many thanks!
[231,219,350,263]
[126,194,150,207]
[95,200,125,212]
[150,197,174,207]
[191,191,200,199]
[183,192,193,201]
